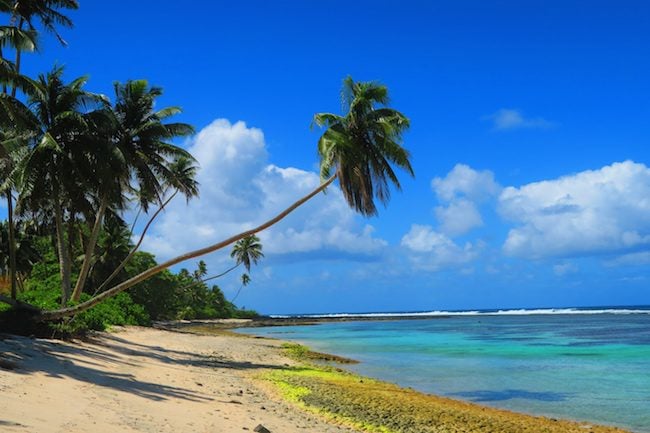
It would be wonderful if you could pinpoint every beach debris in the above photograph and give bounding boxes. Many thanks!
[253,424,271,433]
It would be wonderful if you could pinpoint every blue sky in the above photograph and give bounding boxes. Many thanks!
[9,1,650,313]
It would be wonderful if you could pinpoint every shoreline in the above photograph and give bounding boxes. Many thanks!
[0,323,635,433]
[198,322,636,433]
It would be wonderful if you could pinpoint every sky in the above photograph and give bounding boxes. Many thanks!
[7,1,650,314]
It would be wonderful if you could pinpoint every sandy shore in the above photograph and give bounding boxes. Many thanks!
[0,324,632,433]
[0,325,356,433]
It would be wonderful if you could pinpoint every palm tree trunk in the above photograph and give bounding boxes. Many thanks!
[4,18,24,300]
[92,190,178,296]
[37,174,337,321]
[53,200,71,305]
[71,199,107,302]
[7,191,17,299]
[10,18,23,99]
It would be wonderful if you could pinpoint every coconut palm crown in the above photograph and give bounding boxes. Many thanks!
[0,0,78,45]
[230,235,264,273]
[313,76,413,216]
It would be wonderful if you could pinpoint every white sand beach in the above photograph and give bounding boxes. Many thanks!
[0,326,357,433]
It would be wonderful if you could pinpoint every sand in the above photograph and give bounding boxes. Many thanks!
[0,325,357,433]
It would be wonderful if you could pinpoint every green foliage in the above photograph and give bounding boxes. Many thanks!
[126,252,183,320]
[16,286,149,332]
[122,252,258,321]
[314,77,412,216]
[73,292,150,331]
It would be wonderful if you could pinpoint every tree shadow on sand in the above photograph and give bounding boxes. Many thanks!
[0,333,286,403]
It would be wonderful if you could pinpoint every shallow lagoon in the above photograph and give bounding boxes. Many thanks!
[239,312,650,432]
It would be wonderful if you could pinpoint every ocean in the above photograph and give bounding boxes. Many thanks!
[238,307,650,432]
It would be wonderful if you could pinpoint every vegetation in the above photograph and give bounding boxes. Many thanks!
[0,1,412,334]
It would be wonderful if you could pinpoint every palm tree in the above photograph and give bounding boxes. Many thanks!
[231,273,250,303]
[0,24,37,301]
[230,235,263,272]
[313,76,413,215]
[16,66,104,304]
[0,0,77,300]
[34,77,413,321]
[1,0,78,79]
[0,219,40,288]
[91,155,199,297]
[176,236,264,293]
[70,80,197,302]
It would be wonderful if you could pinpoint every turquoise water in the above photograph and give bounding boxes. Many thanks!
[239,312,650,432]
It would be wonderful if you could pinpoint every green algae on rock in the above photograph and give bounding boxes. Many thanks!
[263,345,631,433]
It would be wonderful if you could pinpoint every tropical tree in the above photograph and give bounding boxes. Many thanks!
[27,77,413,321]
[231,273,250,303]
[231,235,263,272]
[16,66,104,304]
[69,80,197,302]
[0,27,37,300]
[0,0,77,299]
[0,219,40,288]
[176,235,264,293]
[1,0,78,55]
[313,77,413,215]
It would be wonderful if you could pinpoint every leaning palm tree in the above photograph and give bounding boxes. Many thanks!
[230,273,251,303]
[231,235,263,273]
[314,77,413,215]
[34,77,413,321]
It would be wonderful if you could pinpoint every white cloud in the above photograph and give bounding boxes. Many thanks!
[605,252,650,267]
[139,119,386,265]
[485,108,554,131]
[432,164,500,202]
[553,262,578,276]
[500,161,650,259]
[401,224,479,271]
[430,164,500,236]
[435,199,483,236]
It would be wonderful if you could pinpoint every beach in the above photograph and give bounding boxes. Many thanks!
[0,324,355,433]
[0,324,633,433]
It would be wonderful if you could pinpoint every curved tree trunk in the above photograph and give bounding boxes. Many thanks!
[37,174,337,321]
[71,199,107,302]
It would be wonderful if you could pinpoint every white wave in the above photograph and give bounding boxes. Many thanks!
[270,307,650,319]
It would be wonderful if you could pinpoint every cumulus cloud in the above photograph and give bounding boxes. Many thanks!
[430,164,500,236]
[432,164,500,202]
[435,199,483,237]
[500,161,650,259]
[484,108,554,131]
[139,119,387,264]
[401,224,479,270]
